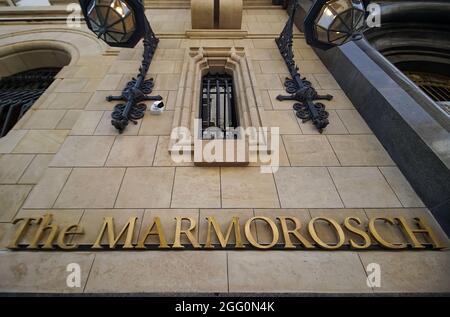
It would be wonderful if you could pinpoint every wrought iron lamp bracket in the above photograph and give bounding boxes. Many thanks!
[107,20,163,133]
[275,0,333,133]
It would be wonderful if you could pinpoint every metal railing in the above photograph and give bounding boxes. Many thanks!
[0,68,59,137]
[403,71,450,117]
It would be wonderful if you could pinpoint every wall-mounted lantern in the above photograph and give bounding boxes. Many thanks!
[79,0,162,133]
[304,0,366,50]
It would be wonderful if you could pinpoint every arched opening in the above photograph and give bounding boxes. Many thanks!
[0,45,72,137]
[363,0,450,117]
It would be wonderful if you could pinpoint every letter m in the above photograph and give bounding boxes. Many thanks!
[205,216,245,248]
[92,217,137,249]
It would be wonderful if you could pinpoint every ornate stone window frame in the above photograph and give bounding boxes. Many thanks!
[170,46,269,163]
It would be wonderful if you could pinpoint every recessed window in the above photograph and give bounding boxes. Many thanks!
[200,72,239,139]
[0,68,59,137]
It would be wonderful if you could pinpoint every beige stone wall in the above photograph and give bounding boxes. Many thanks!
[0,7,449,294]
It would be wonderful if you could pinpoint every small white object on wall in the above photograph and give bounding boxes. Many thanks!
[150,100,165,115]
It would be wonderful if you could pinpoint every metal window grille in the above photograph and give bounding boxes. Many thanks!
[403,71,450,115]
[200,73,239,139]
[0,68,59,137]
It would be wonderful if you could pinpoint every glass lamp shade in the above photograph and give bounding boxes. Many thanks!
[304,0,366,50]
[79,0,147,48]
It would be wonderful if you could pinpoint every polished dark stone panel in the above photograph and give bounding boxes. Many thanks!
[319,42,450,235]
[291,0,450,235]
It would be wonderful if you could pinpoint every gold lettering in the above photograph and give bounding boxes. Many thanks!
[277,217,314,249]
[308,217,345,250]
[136,217,169,249]
[6,213,443,252]
[205,216,245,249]
[91,217,137,249]
[396,217,445,249]
[173,217,201,249]
[343,217,371,249]
[28,214,58,249]
[7,217,38,249]
[368,217,406,249]
[57,225,83,250]
[245,217,279,249]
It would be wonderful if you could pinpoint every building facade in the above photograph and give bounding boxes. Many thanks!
[0,0,449,294]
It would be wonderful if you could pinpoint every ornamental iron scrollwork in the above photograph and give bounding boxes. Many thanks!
[107,20,162,133]
[275,0,333,133]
